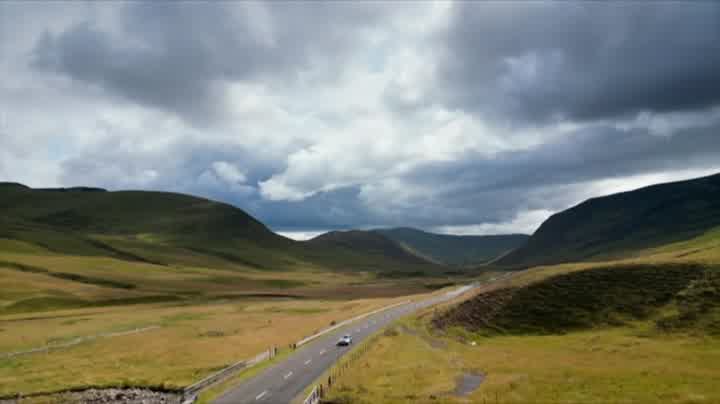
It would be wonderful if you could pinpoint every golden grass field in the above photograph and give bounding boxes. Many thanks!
[323,228,720,404]
[0,290,414,396]
[3,224,718,400]
[0,244,451,398]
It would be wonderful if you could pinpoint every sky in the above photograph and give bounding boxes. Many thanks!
[1,1,720,240]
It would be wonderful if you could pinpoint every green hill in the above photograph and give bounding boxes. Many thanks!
[375,227,528,266]
[497,172,720,268]
[0,183,443,275]
[0,182,277,241]
[0,182,296,269]
[306,230,443,276]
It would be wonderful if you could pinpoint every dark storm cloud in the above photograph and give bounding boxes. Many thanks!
[32,2,392,124]
[255,187,379,230]
[402,126,720,227]
[8,1,720,235]
[60,123,720,232]
[438,2,720,123]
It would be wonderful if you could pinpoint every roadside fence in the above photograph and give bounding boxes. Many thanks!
[182,347,277,402]
[182,299,410,402]
[303,385,321,404]
[302,330,381,404]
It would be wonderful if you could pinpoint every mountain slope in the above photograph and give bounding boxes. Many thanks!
[0,183,279,242]
[0,183,443,275]
[497,172,720,268]
[306,230,443,275]
[376,227,528,266]
[0,183,297,268]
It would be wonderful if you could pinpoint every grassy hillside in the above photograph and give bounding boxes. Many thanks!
[306,230,444,275]
[438,224,720,336]
[0,183,445,276]
[434,263,718,335]
[497,172,720,268]
[376,227,528,266]
[0,183,277,241]
[0,183,297,269]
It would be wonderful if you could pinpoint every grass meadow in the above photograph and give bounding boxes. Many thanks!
[325,316,720,404]
[323,228,720,404]
[0,242,448,398]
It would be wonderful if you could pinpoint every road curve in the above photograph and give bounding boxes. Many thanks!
[213,284,476,404]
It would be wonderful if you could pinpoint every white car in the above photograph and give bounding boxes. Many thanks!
[337,334,352,346]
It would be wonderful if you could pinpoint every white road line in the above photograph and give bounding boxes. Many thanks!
[320,349,326,355]
[305,359,312,365]
[256,391,268,401]
[284,371,293,380]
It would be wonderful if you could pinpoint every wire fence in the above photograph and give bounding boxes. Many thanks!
[302,331,381,404]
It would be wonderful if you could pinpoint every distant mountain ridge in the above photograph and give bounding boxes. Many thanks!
[375,227,529,266]
[307,230,433,267]
[497,172,720,268]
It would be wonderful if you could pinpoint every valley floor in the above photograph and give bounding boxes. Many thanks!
[0,246,454,398]
[0,292,411,397]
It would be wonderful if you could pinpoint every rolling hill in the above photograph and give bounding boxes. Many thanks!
[0,183,442,275]
[0,182,296,269]
[497,172,720,268]
[375,227,528,266]
[306,230,442,275]
[0,182,277,241]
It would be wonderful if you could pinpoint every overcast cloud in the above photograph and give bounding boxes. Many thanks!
[1,1,720,238]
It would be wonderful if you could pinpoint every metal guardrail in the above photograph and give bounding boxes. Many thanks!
[303,385,321,404]
[302,329,380,404]
[182,350,273,402]
[179,299,411,402]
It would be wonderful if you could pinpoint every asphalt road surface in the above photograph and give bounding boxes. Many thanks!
[213,284,476,404]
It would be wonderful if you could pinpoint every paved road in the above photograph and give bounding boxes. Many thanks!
[213,284,476,404]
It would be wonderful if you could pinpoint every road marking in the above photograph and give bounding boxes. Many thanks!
[284,371,293,379]
[320,349,326,355]
[256,391,268,400]
[305,359,312,365]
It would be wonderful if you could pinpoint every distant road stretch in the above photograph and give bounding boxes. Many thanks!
[213,284,477,404]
